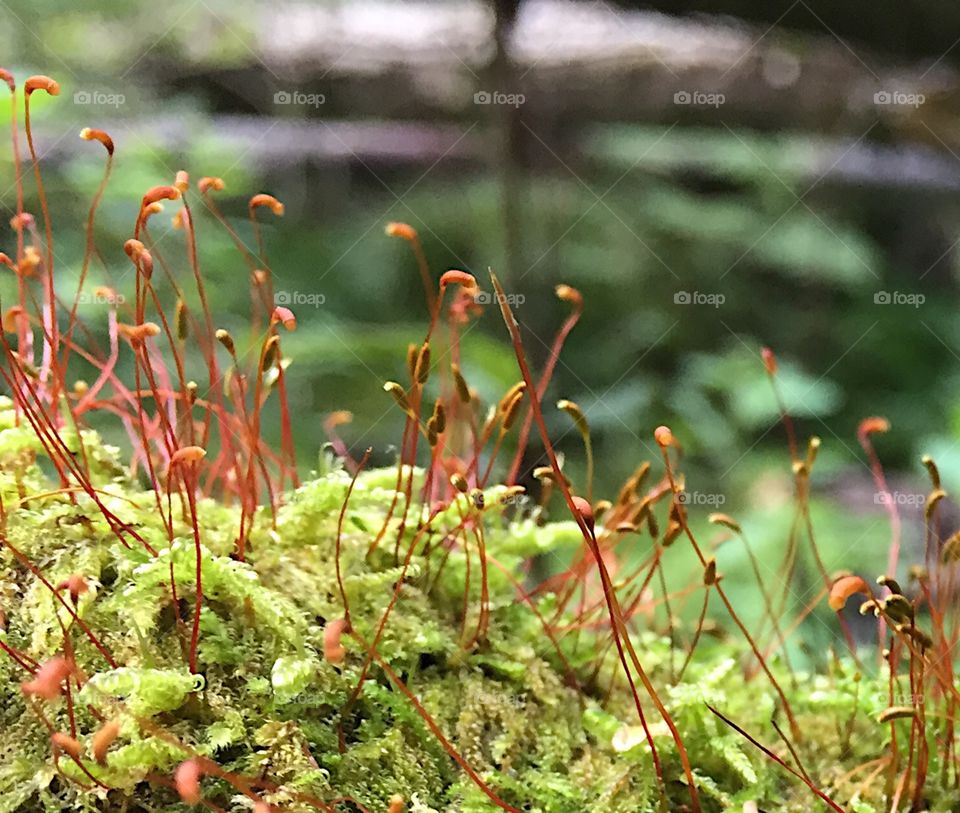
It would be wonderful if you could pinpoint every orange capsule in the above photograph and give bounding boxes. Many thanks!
[55,574,89,606]
[215,329,236,355]
[124,239,147,260]
[2,305,26,333]
[19,246,41,275]
[324,618,348,664]
[250,193,284,216]
[829,575,871,612]
[79,127,114,155]
[271,306,296,331]
[91,720,120,764]
[858,416,890,437]
[654,425,673,448]
[174,170,190,195]
[555,284,583,308]
[760,346,777,376]
[123,239,154,278]
[22,656,71,701]
[93,285,120,305]
[0,68,13,92]
[388,796,404,813]
[118,322,161,344]
[175,759,203,804]
[141,186,180,210]
[571,495,594,536]
[171,446,207,466]
[24,75,60,96]
[9,212,35,231]
[440,269,476,289]
[51,732,83,759]
[385,222,417,241]
[198,176,225,194]
[325,410,353,431]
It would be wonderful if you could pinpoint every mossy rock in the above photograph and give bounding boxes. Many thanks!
[0,404,930,812]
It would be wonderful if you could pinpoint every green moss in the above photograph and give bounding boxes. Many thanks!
[0,403,935,811]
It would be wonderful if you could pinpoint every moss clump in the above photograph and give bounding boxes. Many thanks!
[0,395,930,813]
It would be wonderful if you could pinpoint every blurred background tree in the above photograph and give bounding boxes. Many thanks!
[2,0,960,649]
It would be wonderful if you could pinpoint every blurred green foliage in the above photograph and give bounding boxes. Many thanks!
[0,0,957,626]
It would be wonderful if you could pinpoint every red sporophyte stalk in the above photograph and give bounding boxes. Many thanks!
[61,128,114,378]
[507,283,582,486]
[858,416,901,647]
[8,64,941,811]
[759,345,798,462]
[324,410,357,471]
[335,447,372,630]
[490,272,701,813]
[858,416,898,571]
[655,422,803,743]
[169,445,208,673]
[386,222,435,312]
[355,633,523,813]
[22,76,62,407]
[708,705,845,812]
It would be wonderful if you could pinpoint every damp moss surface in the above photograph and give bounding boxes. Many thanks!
[2,396,952,813]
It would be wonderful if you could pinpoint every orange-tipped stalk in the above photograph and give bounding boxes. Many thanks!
[655,424,802,743]
[507,284,583,485]
[355,632,523,813]
[386,222,435,313]
[23,76,63,408]
[708,704,845,812]
[760,346,798,463]
[336,447,372,629]
[490,271,700,813]
[858,416,901,649]
[168,445,207,672]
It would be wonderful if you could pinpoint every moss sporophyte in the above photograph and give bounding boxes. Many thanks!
[0,68,956,812]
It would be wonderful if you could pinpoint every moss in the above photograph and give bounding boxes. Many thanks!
[0,399,940,812]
